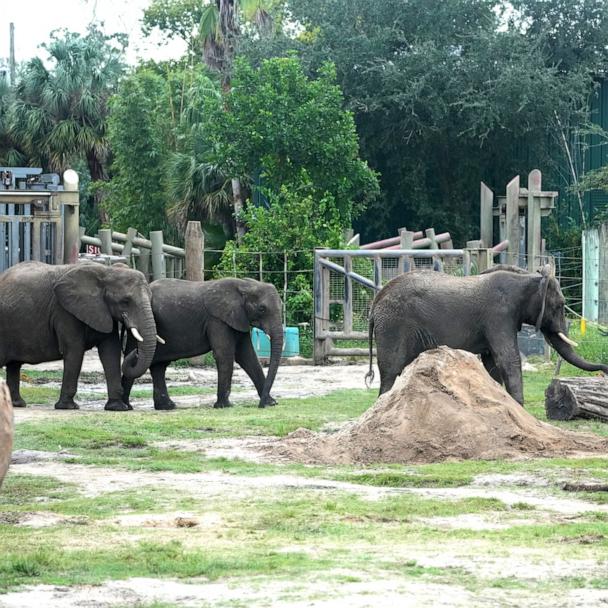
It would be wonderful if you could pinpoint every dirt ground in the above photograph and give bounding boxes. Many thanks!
[2,351,608,607]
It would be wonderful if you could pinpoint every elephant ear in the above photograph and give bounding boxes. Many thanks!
[204,281,250,333]
[54,265,114,333]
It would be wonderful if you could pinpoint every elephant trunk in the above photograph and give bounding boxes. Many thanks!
[121,304,157,379]
[545,331,608,374]
[260,322,283,406]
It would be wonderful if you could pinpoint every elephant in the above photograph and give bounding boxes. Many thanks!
[0,261,158,411]
[121,277,284,409]
[366,265,608,405]
[0,381,12,489]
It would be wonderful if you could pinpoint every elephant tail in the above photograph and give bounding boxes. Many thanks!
[364,316,375,389]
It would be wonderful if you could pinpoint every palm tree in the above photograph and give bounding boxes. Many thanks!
[0,77,25,166]
[198,0,274,241]
[8,26,125,224]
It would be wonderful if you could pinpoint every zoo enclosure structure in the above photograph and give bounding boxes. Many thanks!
[313,241,508,363]
[0,168,80,270]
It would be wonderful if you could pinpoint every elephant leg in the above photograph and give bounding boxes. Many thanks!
[151,362,176,410]
[481,352,503,385]
[235,334,275,408]
[6,362,26,408]
[210,324,236,409]
[121,375,135,407]
[377,340,414,396]
[98,335,132,412]
[55,345,85,410]
[488,335,524,405]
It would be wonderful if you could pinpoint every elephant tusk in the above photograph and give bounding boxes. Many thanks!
[156,335,166,345]
[558,332,578,348]
[130,327,144,343]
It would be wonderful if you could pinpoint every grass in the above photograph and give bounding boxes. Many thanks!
[3,369,608,597]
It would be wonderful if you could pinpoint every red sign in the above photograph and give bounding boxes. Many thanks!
[86,244,101,255]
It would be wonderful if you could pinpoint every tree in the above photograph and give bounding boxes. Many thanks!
[104,69,173,236]
[8,26,126,224]
[285,0,600,244]
[104,62,229,238]
[206,56,379,227]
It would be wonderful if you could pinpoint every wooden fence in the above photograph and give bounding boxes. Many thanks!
[313,244,507,363]
[80,221,205,281]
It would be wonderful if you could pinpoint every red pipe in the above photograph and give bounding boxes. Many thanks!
[383,232,452,250]
[361,230,424,249]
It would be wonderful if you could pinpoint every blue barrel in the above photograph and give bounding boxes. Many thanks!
[251,326,299,357]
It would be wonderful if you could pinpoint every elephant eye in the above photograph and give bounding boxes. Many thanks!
[259,305,266,314]
[120,297,131,306]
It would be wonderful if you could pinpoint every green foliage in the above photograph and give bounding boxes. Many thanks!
[207,56,379,227]
[104,69,173,236]
[282,0,603,243]
[217,175,344,323]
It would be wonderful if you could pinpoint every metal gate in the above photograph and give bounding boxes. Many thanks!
[0,195,63,271]
[313,248,477,363]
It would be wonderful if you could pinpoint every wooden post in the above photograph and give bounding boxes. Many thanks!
[137,244,151,280]
[283,251,288,326]
[374,255,383,288]
[399,229,414,273]
[122,227,137,261]
[184,221,204,281]
[425,228,440,270]
[150,230,166,281]
[99,228,113,255]
[480,182,494,249]
[506,175,520,266]
[527,169,542,271]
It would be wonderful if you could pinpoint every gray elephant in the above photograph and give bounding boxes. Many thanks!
[0,261,157,411]
[367,265,608,404]
[122,277,284,409]
[0,381,12,488]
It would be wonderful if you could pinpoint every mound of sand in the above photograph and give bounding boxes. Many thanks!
[274,347,608,464]
[0,380,13,487]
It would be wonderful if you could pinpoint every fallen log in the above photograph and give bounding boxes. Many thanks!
[562,483,608,492]
[545,376,608,421]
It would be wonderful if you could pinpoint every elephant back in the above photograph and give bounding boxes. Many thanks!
[0,380,13,489]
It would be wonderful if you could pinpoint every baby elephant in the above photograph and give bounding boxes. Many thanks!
[122,278,284,409]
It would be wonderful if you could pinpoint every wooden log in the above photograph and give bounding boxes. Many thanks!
[0,381,13,489]
[545,376,608,421]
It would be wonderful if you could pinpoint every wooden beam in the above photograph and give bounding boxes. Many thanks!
[506,175,520,266]
[480,181,494,248]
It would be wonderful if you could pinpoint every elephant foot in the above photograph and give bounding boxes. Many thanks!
[258,396,277,408]
[55,398,80,410]
[154,400,176,411]
[213,400,233,409]
[12,398,27,408]
[104,399,133,412]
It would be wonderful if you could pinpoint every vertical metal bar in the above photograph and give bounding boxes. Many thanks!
[283,252,288,326]
[373,255,382,289]
[343,254,353,335]
[9,205,18,267]
[259,253,263,282]
[0,204,5,271]
[32,220,41,262]
[23,204,31,261]
[53,220,63,265]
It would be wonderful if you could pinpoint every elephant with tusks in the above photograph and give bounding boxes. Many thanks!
[0,261,159,411]
[367,265,608,405]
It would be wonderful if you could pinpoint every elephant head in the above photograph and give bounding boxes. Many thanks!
[54,263,157,379]
[525,265,608,374]
[205,278,284,406]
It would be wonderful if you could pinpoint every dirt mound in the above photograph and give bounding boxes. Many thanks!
[273,347,608,464]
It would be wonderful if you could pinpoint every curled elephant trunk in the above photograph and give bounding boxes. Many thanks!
[545,331,608,374]
[121,306,157,379]
[259,323,283,407]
